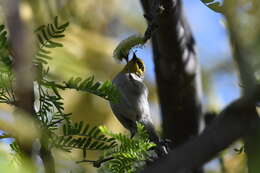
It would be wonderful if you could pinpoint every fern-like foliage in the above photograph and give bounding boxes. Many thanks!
[64,77,120,103]
[0,17,123,170]
[35,82,70,131]
[0,25,15,105]
[40,76,120,103]
[52,121,117,156]
[10,141,23,163]
[34,16,69,66]
[0,25,12,69]
[99,123,156,173]
[0,72,15,105]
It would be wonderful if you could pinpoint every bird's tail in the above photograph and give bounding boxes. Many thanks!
[139,119,168,157]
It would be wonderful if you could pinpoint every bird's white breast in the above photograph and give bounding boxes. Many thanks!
[111,72,151,122]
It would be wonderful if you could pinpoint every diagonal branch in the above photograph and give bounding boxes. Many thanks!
[141,91,260,173]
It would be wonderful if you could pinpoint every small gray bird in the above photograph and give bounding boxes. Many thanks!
[110,54,167,156]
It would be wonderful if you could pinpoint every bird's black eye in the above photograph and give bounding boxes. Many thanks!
[136,60,144,71]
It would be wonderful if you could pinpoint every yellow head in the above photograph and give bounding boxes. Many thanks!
[122,54,145,77]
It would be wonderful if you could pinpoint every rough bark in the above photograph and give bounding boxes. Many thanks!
[140,1,203,172]
[140,0,203,148]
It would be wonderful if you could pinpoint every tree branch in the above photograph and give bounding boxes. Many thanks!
[4,0,35,160]
[222,1,260,172]
[4,2,56,173]
[141,93,260,173]
[40,144,56,173]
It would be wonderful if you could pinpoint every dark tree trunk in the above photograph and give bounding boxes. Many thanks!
[140,0,202,152]
[140,1,203,172]
[140,1,260,173]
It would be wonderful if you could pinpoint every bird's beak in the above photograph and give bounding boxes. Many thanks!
[132,53,138,61]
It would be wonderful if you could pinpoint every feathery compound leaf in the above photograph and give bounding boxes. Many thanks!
[34,16,69,67]
[0,25,12,68]
[10,141,23,164]
[54,16,70,30]
[99,123,156,173]
[36,82,70,130]
[54,122,116,152]
[0,25,5,32]
[207,2,223,13]
[201,0,214,3]
[113,34,146,62]
[64,77,120,103]
[200,0,224,13]
[0,71,15,105]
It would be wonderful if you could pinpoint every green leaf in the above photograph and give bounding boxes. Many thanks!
[35,58,48,64]
[36,53,52,60]
[89,141,99,149]
[63,76,119,102]
[78,138,87,147]
[58,22,70,30]
[95,142,105,150]
[34,25,46,32]
[54,16,70,30]
[84,137,92,148]
[88,127,98,136]
[200,0,223,13]
[74,77,82,85]
[46,40,63,48]
[54,16,59,30]
[99,123,156,173]
[0,36,7,49]
[78,121,84,133]
[82,124,90,134]
[207,2,223,13]
[90,82,101,90]
[63,136,73,146]
[41,29,49,42]
[39,48,51,54]
[92,128,101,137]
[0,25,5,32]
[201,0,214,3]
[34,16,69,68]
[37,34,45,45]
[47,24,65,38]
[51,86,62,98]
[63,124,67,135]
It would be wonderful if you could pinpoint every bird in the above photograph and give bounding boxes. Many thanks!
[109,53,168,156]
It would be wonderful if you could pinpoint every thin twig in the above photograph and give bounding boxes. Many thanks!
[76,157,114,168]
[0,134,13,139]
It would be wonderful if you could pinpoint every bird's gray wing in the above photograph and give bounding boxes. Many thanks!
[110,73,153,133]
[110,73,140,130]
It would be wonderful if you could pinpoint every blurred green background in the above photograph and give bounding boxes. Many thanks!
[0,0,250,172]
